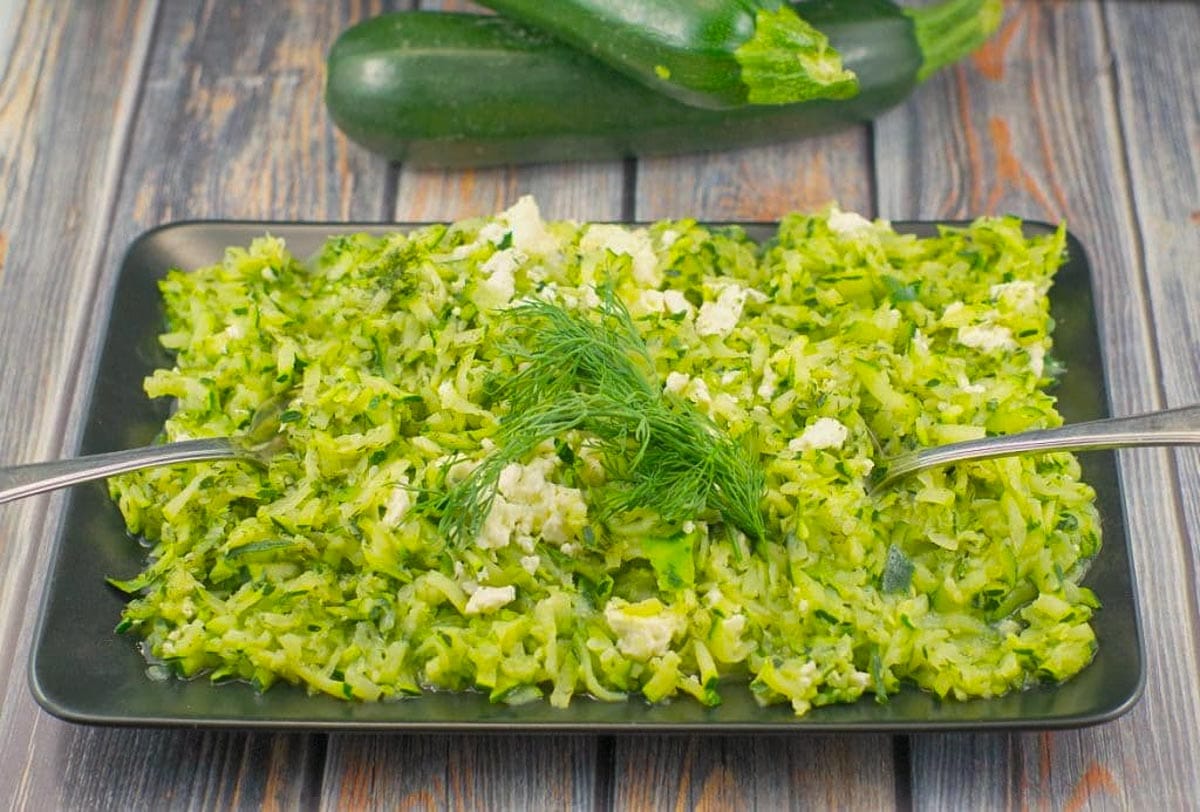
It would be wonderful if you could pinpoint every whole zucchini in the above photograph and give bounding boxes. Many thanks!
[473,0,859,109]
[326,0,1001,169]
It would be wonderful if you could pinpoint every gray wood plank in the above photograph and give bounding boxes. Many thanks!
[636,129,875,221]
[0,9,160,806]
[1105,0,1200,611]
[873,1,1200,807]
[613,735,898,811]
[320,735,599,810]
[1,1,395,808]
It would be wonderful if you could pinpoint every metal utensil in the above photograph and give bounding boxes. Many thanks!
[4,404,1198,505]
[873,402,1200,490]
[0,436,284,505]
[0,395,289,505]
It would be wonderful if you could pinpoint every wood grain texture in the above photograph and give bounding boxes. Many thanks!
[1105,2,1200,673]
[321,734,599,810]
[612,735,898,811]
[1,2,392,809]
[635,130,874,221]
[0,6,158,807]
[873,0,1200,806]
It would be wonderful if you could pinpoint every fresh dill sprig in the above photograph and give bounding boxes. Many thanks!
[437,288,766,546]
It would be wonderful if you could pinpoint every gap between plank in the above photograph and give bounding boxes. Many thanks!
[867,114,913,804]
[591,735,615,811]
[621,158,638,221]
[382,160,402,221]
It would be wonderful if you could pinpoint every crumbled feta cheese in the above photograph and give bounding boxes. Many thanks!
[789,417,849,452]
[475,454,588,550]
[502,196,558,255]
[757,364,778,400]
[912,330,931,354]
[659,229,679,248]
[957,324,1017,353]
[520,555,540,575]
[687,378,712,406]
[664,371,690,395]
[446,458,477,484]
[464,585,516,615]
[580,224,660,287]
[941,301,967,323]
[696,284,749,337]
[445,221,510,261]
[662,289,692,315]
[827,207,876,236]
[477,221,508,246]
[1028,344,1046,378]
[990,280,1040,312]
[603,598,683,660]
[473,248,522,309]
[481,247,521,278]
[381,481,411,528]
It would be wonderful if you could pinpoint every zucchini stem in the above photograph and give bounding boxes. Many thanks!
[908,0,1004,81]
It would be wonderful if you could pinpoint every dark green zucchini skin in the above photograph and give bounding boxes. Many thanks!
[474,0,833,110]
[326,1,920,168]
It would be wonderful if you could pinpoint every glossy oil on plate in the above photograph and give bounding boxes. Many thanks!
[29,221,1144,731]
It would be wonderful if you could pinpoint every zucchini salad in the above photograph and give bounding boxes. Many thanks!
[109,198,1101,715]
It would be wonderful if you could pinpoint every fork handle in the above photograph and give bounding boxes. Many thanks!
[0,438,240,505]
[877,403,1200,487]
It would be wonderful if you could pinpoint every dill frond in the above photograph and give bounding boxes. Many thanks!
[438,288,766,546]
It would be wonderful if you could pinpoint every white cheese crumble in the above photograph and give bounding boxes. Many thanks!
[580,224,661,288]
[477,221,508,246]
[789,417,849,452]
[1029,345,1046,378]
[956,324,1017,353]
[464,585,516,615]
[381,481,412,528]
[501,196,559,255]
[662,289,693,315]
[827,209,875,236]
[990,280,1041,312]
[664,371,690,395]
[476,454,588,550]
[520,555,540,575]
[472,247,523,309]
[696,284,749,338]
[603,598,684,660]
[757,364,779,400]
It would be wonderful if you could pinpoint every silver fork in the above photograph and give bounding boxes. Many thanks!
[873,402,1200,490]
[0,436,283,505]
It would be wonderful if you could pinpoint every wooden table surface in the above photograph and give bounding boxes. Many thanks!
[1,1,1197,809]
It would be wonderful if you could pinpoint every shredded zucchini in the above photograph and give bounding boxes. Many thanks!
[109,197,1101,713]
